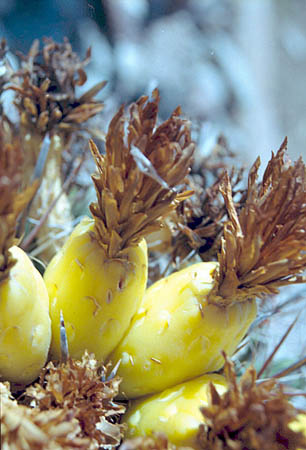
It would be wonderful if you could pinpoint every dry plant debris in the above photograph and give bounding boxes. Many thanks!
[0,381,91,449]
[24,351,125,449]
[89,88,195,258]
[120,433,183,450]
[172,166,244,264]
[170,136,245,265]
[197,356,306,450]
[208,138,306,306]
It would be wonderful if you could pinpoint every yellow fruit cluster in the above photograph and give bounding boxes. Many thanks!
[1,90,305,449]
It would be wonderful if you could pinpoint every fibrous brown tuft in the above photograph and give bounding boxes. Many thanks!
[209,138,306,306]
[25,351,125,449]
[197,356,306,450]
[0,121,37,282]
[89,89,195,258]
[8,37,105,136]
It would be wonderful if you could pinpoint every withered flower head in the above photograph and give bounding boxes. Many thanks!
[0,121,37,282]
[9,38,105,136]
[173,166,244,264]
[120,433,182,450]
[1,382,91,449]
[209,138,306,306]
[197,356,306,450]
[25,351,125,449]
[89,89,195,258]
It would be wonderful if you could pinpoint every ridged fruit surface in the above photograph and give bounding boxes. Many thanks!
[44,217,148,362]
[110,262,257,398]
[0,246,51,384]
[125,373,227,449]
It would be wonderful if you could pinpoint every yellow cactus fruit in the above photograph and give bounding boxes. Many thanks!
[290,414,306,447]
[111,262,256,398]
[0,246,50,384]
[45,218,148,361]
[124,373,227,449]
[44,90,194,362]
[0,123,51,385]
[110,141,306,398]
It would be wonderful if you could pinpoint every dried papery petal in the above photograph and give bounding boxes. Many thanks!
[209,138,306,306]
[0,121,37,282]
[25,351,125,448]
[197,356,306,450]
[89,89,195,258]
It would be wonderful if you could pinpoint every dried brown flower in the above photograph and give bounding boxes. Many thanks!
[172,167,244,264]
[197,356,306,450]
[120,433,183,450]
[25,351,125,449]
[9,38,105,137]
[0,121,37,282]
[209,138,306,306]
[6,38,106,261]
[89,89,195,258]
[1,382,92,450]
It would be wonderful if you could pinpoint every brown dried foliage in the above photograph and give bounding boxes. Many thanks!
[8,38,105,136]
[89,89,195,258]
[209,138,306,306]
[25,351,125,449]
[0,122,37,281]
[197,356,306,450]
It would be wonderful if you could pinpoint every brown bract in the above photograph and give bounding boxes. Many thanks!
[197,357,306,450]
[0,122,37,282]
[89,89,195,258]
[209,138,306,306]
[25,351,125,449]
[8,38,105,136]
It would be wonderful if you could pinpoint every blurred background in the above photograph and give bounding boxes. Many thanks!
[1,0,306,395]
[1,0,306,168]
